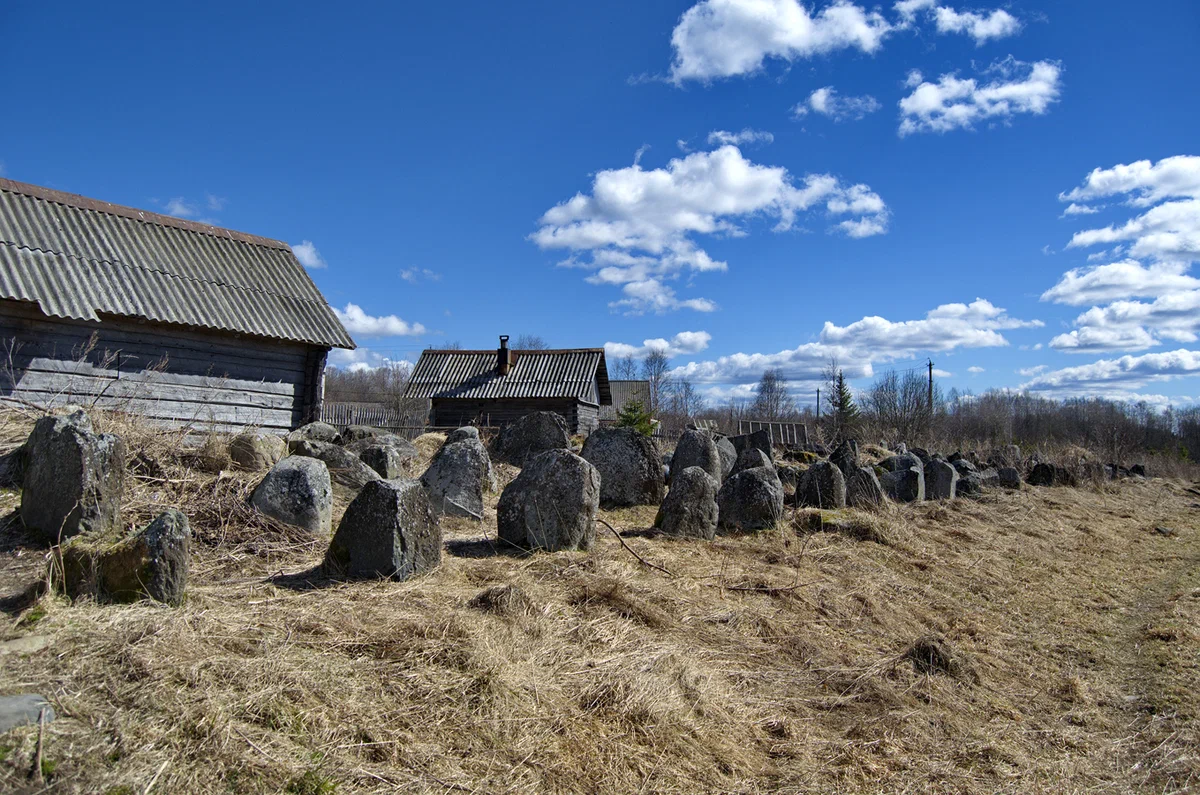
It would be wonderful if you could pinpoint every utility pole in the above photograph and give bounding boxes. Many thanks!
[927,359,934,415]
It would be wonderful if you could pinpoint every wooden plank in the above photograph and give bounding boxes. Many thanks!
[11,368,296,410]
[9,356,297,398]
[8,388,297,429]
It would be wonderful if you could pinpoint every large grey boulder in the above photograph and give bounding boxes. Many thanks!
[655,466,719,540]
[359,444,408,479]
[880,453,922,473]
[229,431,286,471]
[1027,462,1076,487]
[287,421,340,445]
[60,509,191,605]
[951,459,977,477]
[420,436,495,518]
[881,466,924,502]
[829,439,860,480]
[997,466,1021,489]
[324,479,441,580]
[846,466,886,508]
[924,459,959,500]
[21,410,125,544]
[714,436,737,479]
[491,412,571,467]
[498,449,599,551]
[717,465,785,532]
[670,429,722,485]
[445,426,481,446]
[731,447,773,477]
[581,427,664,508]
[288,439,382,490]
[0,694,55,733]
[250,456,333,535]
[729,429,773,462]
[337,425,385,445]
[796,460,847,509]
[344,433,419,459]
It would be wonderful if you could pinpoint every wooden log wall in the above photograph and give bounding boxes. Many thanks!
[0,300,317,432]
[431,397,601,436]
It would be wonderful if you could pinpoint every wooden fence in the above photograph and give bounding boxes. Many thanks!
[737,419,808,447]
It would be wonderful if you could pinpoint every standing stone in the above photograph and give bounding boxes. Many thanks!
[288,439,382,490]
[250,456,333,535]
[714,436,737,479]
[731,448,773,477]
[581,427,664,508]
[229,431,287,471]
[846,466,886,508]
[1027,462,1076,487]
[324,479,441,580]
[670,429,722,485]
[337,425,385,445]
[909,447,932,465]
[491,412,571,467]
[717,465,785,532]
[344,433,419,459]
[287,421,340,445]
[881,466,924,502]
[997,467,1021,489]
[420,435,495,518]
[730,429,773,462]
[924,459,959,500]
[796,460,847,509]
[21,410,125,544]
[445,426,481,445]
[951,459,977,477]
[1005,445,1022,468]
[359,444,407,479]
[60,509,191,605]
[880,453,923,473]
[830,439,860,480]
[655,466,719,540]
[497,449,599,551]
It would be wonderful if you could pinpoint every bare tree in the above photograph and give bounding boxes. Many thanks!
[612,355,638,380]
[515,334,548,350]
[751,368,795,419]
[442,341,463,350]
[641,348,673,414]
[667,376,705,419]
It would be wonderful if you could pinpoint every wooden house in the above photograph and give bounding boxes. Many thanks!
[598,379,650,423]
[405,336,611,435]
[0,178,355,432]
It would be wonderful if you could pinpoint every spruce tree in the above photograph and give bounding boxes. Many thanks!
[826,369,860,440]
[616,399,655,436]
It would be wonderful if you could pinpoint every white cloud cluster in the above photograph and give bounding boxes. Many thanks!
[291,240,327,269]
[400,267,441,283]
[895,1,1021,44]
[666,0,1022,84]
[532,145,888,313]
[898,56,1061,136]
[334,303,426,337]
[707,128,774,146]
[605,331,713,360]
[668,0,891,84]
[1020,348,1200,400]
[1046,156,1200,354]
[327,347,414,373]
[671,298,1038,386]
[792,86,881,121]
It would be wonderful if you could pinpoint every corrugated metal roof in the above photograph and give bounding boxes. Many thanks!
[406,348,611,404]
[599,380,649,419]
[0,178,355,349]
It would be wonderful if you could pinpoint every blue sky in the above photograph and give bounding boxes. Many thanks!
[3,1,1199,408]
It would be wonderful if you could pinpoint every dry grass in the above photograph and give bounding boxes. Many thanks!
[1,410,1198,793]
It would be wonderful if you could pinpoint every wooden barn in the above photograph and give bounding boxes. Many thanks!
[405,336,611,435]
[598,379,650,423]
[0,178,355,432]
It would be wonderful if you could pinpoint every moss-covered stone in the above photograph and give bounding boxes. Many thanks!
[59,509,190,605]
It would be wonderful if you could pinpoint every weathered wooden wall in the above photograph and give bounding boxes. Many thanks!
[0,299,321,432]
[431,397,600,436]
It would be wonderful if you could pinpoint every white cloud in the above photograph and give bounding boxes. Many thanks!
[668,0,892,83]
[327,348,414,373]
[967,365,985,374]
[1067,199,1200,263]
[164,197,197,218]
[671,297,1038,386]
[1061,202,1100,217]
[898,56,1061,136]
[609,279,719,315]
[932,368,953,377]
[334,303,426,337]
[1048,325,1159,354]
[707,128,774,146]
[1017,364,1046,377]
[1020,349,1200,399]
[1049,291,1200,353]
[1060,155,1200,209]
[400,267,441,283]
[1041,260,1200,306]
[205,193,226,212]
[894,1,1021,44]
[605,330,713,359]
[533,144,887,312]
[291,240,327,269]
[793,86,881,121]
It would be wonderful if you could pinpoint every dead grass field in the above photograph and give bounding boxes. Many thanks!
[1,414,1198,794]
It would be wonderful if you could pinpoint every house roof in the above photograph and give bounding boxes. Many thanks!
[406,348,612,405]
[0,178,355,349]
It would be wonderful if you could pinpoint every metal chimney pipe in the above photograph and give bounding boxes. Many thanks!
[498,335,510,375]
